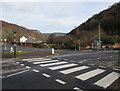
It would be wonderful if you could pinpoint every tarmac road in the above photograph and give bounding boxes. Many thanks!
[1,50,120,90]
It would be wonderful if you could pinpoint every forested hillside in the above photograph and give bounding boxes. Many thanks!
[47,2,120,50]
[67,2,120,44]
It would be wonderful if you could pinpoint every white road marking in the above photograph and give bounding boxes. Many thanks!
[33,69,39,72]
[79,59,87,63]
[33,60,59,64]
[20,64,25,66]
[74,87,83,91]
[113,68,120,71]
[88,64,94,66]
[49,63,78,70]
[40,61,67,67]
[60,66,89,74]
[57,58,61,59]
[6,70,29,77]
[16,62,19,64]
[97,57,101,59]
[42,73,51,78]
[25,66,31,69]
[75,69,105,81]
[28,59,51,62]
[94,72,119,88]
[55,79,66,85]
[99,66,106,68]
[22,58,49,61]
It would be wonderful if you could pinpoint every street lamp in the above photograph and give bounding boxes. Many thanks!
[4,39,7,50]
[13,30,17,58]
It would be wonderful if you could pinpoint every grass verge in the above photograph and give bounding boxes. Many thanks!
[4,51,29,55]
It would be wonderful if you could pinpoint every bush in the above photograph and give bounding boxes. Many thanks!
[32,43,44,48]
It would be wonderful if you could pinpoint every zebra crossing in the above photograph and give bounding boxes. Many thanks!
[20,57,120,89]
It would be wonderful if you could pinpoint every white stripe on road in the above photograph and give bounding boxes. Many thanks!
[49,63,78,70]
[57,58,61,59]
[74,87,83,91]
[113,68,120,71]
[6,70,29,77]
[99,66,106,68]
[33,60,59,64]
[55,79,66,85]
[25,66,31,69]
[33,69,39,72]
[40,61,67,67]
[28,59,51,62]
[20,64,25,66]
[42,73,51,78]
[22,58,49,61]
[16,62,19,64]
[75,69,105,81]
[94,72,119,88]
[60,66,89,74]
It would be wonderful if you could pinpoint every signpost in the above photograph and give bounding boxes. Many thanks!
[13,30,17,58]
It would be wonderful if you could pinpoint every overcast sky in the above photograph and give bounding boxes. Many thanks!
[1,1,119,33]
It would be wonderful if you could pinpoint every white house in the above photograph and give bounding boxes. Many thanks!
[20,36,27,43]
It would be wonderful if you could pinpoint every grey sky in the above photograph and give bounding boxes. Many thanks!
[1,1,118,33]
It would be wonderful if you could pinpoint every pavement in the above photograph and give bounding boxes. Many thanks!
[1,50,120,90]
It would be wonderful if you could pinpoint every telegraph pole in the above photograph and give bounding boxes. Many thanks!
[78,40,80,51]
[98,22,101,50]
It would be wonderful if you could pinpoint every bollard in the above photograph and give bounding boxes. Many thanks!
[52,48,54,55]
[10,47,13,52]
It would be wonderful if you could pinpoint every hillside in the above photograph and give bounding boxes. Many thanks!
[67,2,120,44]
[45,32,66,37]
[1,20,48,43]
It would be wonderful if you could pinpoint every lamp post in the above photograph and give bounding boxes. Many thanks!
[13,30,17,58]
[4,39,7,50]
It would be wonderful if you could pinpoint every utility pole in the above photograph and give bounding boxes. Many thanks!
[78,40,80,51]
[13,30,17,58]
[98,22,101,50]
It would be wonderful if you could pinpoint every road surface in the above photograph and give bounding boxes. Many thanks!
[1,50,120,90]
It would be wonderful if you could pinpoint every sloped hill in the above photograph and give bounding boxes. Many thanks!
[67,2,120,44]
[1,20,48,43]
